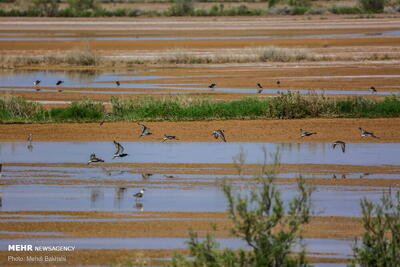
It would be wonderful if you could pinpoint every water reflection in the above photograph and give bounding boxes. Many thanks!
[90,189,104,209]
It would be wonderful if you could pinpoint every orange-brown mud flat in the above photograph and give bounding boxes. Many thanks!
[0,118,399,143]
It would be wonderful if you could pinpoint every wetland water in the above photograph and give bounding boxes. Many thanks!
[0,70,398,96]
[0,30,399,41]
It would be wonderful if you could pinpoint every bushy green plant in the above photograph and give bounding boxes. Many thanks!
[166,0,194,16]
[329,5,362,14]
[349,189,400,266]
[49,98,104,122]
[0,94,44,122]
[266,91,335,119]
[170,153,314,266]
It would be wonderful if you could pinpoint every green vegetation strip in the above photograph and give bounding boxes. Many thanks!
[1,92,400,123]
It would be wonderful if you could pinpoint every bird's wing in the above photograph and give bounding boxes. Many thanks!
[341,143,346,153]
[220,132,227,142]
[113,141,123,154]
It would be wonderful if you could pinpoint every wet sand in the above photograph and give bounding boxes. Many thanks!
[0,118,398,143]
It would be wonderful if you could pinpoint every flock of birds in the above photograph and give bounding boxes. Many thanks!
[32,78,380,96]
[13,120,380,204]
[26,78,381,203]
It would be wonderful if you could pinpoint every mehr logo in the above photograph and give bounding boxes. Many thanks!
[8,245,33,251]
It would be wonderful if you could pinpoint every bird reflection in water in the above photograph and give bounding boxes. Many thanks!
[114,187,127,208]
[135,202,144,211]
[90,189,104,208]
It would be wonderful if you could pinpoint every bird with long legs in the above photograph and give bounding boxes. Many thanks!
[133,189,145,202]
[99,113,112,126]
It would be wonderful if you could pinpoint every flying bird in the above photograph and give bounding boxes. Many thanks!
[99,113,112,126]
[137,123,152,137]
[88,153,104,164]
[300,129,317,137]
[33,80,41,86]
[141,173,153,180]
[162,135,179,142]
[133,189,145,202]
[212,129,227,142]
[359,127,379,138]
[256,83,263,93]
[112,140,128,159]
[332,140,346,153]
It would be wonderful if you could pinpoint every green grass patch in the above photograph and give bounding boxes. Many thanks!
[0,93,400,124]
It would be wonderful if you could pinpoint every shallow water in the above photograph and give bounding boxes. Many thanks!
[1,141,399,165]
[0,70,397,96]
[0,30,399,41]
[0,183,385,217]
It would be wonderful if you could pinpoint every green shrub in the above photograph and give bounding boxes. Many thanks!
[329,5,362,14]
[0,94,44,122]
[359,0,385,13]
[166,0,194,16]
[349,189,400,266]
[49,98,104,122]
[170,155,314,266]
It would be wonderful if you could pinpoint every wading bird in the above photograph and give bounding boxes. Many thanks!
[116,81,120,86]
[208,83,216,89]
[133,189,145,202]
[137,123,152,137]
[56,80,64,86]
[300,129,317,137]
[27,133,32,143]
[33,80,41,86]
[332,140,346,153]
[112,140,128,159]
[212,129,227,142]
[162,135,179,142]
[359,127,379,138]
[277,80,281,87]
[88,153,104,164]
[164,175,175,179]
[369,86,377,94]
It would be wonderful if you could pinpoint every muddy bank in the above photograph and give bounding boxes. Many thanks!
[0,118,399,143]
